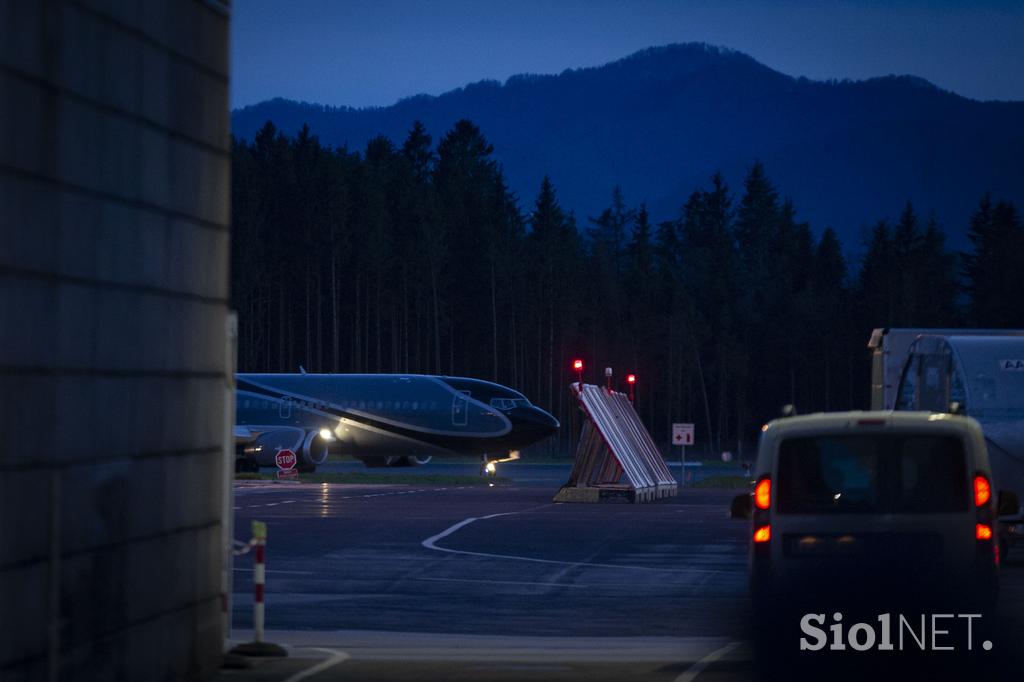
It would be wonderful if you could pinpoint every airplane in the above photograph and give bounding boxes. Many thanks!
[233,373,560,473]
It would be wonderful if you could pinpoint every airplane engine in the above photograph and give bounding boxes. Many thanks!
[299,430,330,472]
[393,455,432,467]
[240,427,328,472]
[246,428,304,468]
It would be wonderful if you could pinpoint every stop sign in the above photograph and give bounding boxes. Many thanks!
[275,448,297,470]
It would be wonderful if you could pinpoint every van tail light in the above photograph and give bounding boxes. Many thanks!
[754,477,771,510]
[974,475,991,507]
[752,476,772,553]
[973,474,997,563]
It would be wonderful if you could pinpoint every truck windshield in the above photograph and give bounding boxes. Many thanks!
[777,434,967,514]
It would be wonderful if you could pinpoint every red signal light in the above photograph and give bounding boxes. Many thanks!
[753,525,771,543]
[573,359,583,371]
[627,374,636,384]
[974,475,991,507]
[976,523,993,541]
[754,478,771,510]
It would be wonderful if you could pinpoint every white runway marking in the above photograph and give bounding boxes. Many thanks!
[673,641,741,682]
[421,510,722,574]
[283,647,350,682]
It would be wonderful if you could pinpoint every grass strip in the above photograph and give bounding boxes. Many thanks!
[235,471,510,485]
[691,475,752,489]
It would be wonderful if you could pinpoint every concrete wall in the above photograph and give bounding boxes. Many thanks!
[0,1,232,679]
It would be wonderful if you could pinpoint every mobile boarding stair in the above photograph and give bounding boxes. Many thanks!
[554,383,678,503]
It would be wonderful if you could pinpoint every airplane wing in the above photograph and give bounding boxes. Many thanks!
[233,425,258,443]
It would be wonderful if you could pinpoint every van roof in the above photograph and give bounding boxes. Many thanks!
[762,410,976,436]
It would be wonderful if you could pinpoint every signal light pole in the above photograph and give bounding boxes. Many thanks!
[573,359,584,394]
[627,374,636,403]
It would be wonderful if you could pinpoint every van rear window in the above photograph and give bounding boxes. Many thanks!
[777,435,967,514]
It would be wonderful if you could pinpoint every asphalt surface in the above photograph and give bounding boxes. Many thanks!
[314,457,747,486]
[215,463,1024,681]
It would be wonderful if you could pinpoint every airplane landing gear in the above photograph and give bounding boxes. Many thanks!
[235,457,259,473]
[480,454,498,477]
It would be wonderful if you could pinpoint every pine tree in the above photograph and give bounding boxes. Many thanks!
[916,214,957,326]
[962,195,1024,326]
[434,120,519,378]
[809,228,849,410]
[858,220,896,327]
[734,160,779,290]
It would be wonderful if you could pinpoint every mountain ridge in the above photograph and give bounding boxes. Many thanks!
[232,43,1024,248]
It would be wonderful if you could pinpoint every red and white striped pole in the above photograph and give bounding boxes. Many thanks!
[229,520,286,657]
[251,520,267,643]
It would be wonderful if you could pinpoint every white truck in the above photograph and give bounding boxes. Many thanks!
[867,328,1024,554]
[867,328,1024,411]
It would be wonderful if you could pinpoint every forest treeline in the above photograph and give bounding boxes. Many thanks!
[231,119,1024,457]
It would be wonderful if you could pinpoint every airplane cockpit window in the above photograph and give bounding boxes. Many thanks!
[490,398,533,410]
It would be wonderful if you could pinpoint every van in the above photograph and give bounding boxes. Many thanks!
[732,411,1018,611]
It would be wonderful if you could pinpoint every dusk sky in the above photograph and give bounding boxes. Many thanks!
[231,0,1024,109]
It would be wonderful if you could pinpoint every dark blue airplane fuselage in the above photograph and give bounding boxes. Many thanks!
[235,374,559,470]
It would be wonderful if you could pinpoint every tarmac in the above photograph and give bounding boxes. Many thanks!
[211,462,1024,681]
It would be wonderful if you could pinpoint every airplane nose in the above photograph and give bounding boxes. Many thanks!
[520,407,559,438]
[535,408,560,433]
